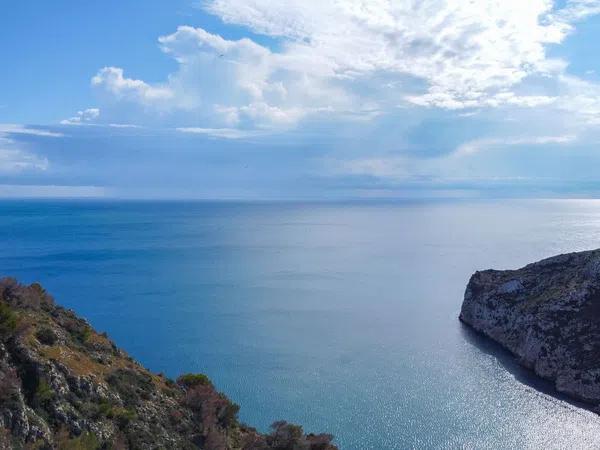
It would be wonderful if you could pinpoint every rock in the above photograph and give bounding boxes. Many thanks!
[460,249,600,406]
[0,277,338,449]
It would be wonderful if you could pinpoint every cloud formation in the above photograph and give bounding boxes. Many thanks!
[0,125,57,172]
[90,0,600,130]
[61,108,100,125]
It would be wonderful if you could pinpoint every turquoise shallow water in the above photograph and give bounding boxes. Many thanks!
[3,199,600,449]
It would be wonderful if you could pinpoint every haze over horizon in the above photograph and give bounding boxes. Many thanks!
[3,0,600,199]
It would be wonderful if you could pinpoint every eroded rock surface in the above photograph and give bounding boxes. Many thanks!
[460,249,600,407]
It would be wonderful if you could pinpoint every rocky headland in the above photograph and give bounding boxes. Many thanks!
[0,278,337,449]
[460,249,600,409]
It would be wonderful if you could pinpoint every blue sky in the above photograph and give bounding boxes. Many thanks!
[3,0,600,199]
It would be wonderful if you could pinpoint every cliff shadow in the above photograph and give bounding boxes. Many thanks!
[459,322,598,414]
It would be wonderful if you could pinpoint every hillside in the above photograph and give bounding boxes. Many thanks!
[0,278,337,450]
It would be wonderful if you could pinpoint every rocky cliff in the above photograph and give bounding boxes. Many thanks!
[460,249,600,408]
[0,278,337,450]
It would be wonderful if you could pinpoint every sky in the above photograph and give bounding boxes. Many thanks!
[2,0,600,199]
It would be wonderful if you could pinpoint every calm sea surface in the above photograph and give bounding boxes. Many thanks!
[3,199,600,449]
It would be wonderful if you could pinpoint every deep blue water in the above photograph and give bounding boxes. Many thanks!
[3,199,600,449]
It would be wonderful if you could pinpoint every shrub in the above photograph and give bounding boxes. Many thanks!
[35,327,57,346]
[106,368,154,407]
[60,313,93,345]
[220,401,240,428]
[0,278,18,303]
[111,407,137,428]
[68,323,92,344]
[269,421,304,449]
[55,430,100,450]
[93,399,136,429]
[95,399,114,418]
[306,433,336,450]
[34,378,54,408]
[0,301,17,339]
[181,383,214,412]
[176,373,212,389]
[29,283,46,297]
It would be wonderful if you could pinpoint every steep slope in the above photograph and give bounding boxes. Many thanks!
[460,249,600,408]
[0,278,337,450]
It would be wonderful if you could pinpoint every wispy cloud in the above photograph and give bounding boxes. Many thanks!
[331,133,578,184]
[0,124,62,172]
[0,124,63,138]
[176,127,267,139]
[454,134,577,157]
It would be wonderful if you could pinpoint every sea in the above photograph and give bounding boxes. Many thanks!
[2,198,600,449]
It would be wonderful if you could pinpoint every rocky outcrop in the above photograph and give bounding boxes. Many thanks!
[0,278,337,449]
[460,249,600,408]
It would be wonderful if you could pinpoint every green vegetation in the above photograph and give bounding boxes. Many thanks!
[35,327,57,345]
[176,373,212,388]
[61,312,94,345]
[0,278,338,449]
[70,324,92,344]
[106,368,154,406]
[34,379,54,407]
[56,432,100,450]
[94,399,137,429]
[221,401,240,427]
[0,301,17,339]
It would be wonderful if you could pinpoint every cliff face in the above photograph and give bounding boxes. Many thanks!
[460,249,600,408]
[0,278,337,450]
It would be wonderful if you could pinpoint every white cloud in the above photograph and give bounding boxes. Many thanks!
[0,124,63,138]
[61,109,145,129]
[555,75,600,125]
[0,125,60,172]
[92,67,174,106]
[454,134,577,156]
[90,0,600,129]
[93,26,352,126]
[107,123,142,129]
[176,127,266,139]
[61,108,100,125]
[333,132,578,183]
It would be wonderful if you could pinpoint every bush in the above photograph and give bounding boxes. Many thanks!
[56,430,100,450]
[176,373,212,389]
[36,327,57,345]
[93,399,136,429]
[306,433,336,450]
[34,378,54,408]
[0,302,17,339]
[269,421,304,449]
[113,407,137,428]
[66,321,92,344]
[106,368,154,407]
[220,401,240,428]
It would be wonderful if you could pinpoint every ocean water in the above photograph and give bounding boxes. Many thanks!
[3,199,600,449]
